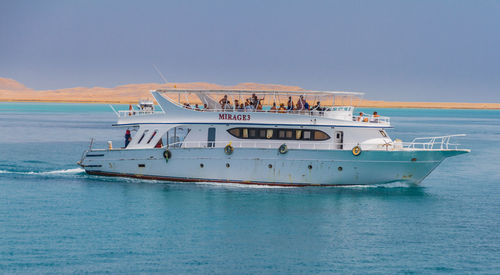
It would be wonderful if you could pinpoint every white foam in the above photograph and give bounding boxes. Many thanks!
[0,167,85,175]
[39,168,85,175]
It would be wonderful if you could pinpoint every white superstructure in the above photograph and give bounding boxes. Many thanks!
[79,89,469,186]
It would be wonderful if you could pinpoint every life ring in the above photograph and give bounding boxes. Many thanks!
[163,149,172,160]
[224,144,234,155]
[352,146,362,156]
[279,144,288,154]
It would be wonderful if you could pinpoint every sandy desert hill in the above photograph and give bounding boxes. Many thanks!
[0,77,499,109]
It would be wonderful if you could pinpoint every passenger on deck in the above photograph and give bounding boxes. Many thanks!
[219,95,229,109]
[245,101,253,112]
[304,100,310,110]
[287,97,294,111]
[251,94,265,109]
[372,111,380,122]
[270,102,277,112]
[357,112,363,121]
[234,100,240,110]
[124,129,131,147]
[194,104,200,111]
[278,103,286,113]
[297,95,306,110]
[357,112,368,122]
[257,102,263,111]
[238,103,245,111]
[203,104,208,111]
[312,101,322,111]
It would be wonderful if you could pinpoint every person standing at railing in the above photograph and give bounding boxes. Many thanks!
[287,97,294,111]
[219,95,229,109]
[297,95,306,110]
[125,129,131,147]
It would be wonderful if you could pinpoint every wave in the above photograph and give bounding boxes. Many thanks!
[0,167,85,175]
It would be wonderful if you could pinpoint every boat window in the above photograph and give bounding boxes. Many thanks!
[227,128,330,141]
[303,131,311,140]
[147,130,158,144]
[380,130,387,137]
[278,130,285,139]
[295,130,302,140]
[259,129,266,138]
[314,130,329,141]
[164,127,192,148]
[137,130,149,143]
[249,129,257,138]
[266,129,273,139]
[228,128,240,137]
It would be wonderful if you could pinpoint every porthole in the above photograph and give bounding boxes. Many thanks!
[308,165,313,170]
[200,163,204,168]
[226,163,230,168]
[338,166,343,171]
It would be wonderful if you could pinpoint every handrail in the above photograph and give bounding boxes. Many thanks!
[168,140,343,150]
[404,134,466,150]
[117,110,164,117]
[164,135,466,151]
[87,135,467,152]
[352,115,390,124]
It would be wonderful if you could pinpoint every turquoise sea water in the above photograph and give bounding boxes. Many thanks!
[0,102,499,273]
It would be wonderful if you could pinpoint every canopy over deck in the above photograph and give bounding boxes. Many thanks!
[154,89,364,108]
[155,89,364,96]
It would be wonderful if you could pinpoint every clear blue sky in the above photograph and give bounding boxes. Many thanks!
[1,0,499,102]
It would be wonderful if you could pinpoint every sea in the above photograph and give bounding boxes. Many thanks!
[0,102,499,274]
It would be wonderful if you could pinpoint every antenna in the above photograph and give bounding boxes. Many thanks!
[153,64,168,84]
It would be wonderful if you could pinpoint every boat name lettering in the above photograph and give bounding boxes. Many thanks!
[219,113,251,121]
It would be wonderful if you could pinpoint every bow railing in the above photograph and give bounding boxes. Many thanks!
[403,134,466,150]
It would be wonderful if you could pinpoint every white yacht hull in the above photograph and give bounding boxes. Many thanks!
[79,148,467,186]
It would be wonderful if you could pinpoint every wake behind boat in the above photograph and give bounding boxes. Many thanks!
[78,89,469,186]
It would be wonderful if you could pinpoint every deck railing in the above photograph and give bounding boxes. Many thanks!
[404,134,466,150]
[168,140,341,150]
[352,115,390,124]
[116,110,164,117]
[114,104,389,125]
[165,135,466,151]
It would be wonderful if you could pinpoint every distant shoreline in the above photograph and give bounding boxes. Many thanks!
[1,99,499,109]
[1,77,499,109]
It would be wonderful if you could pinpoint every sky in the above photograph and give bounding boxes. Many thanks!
[1,0,499,102]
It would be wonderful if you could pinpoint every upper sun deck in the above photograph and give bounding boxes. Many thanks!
[112,89,391,127]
